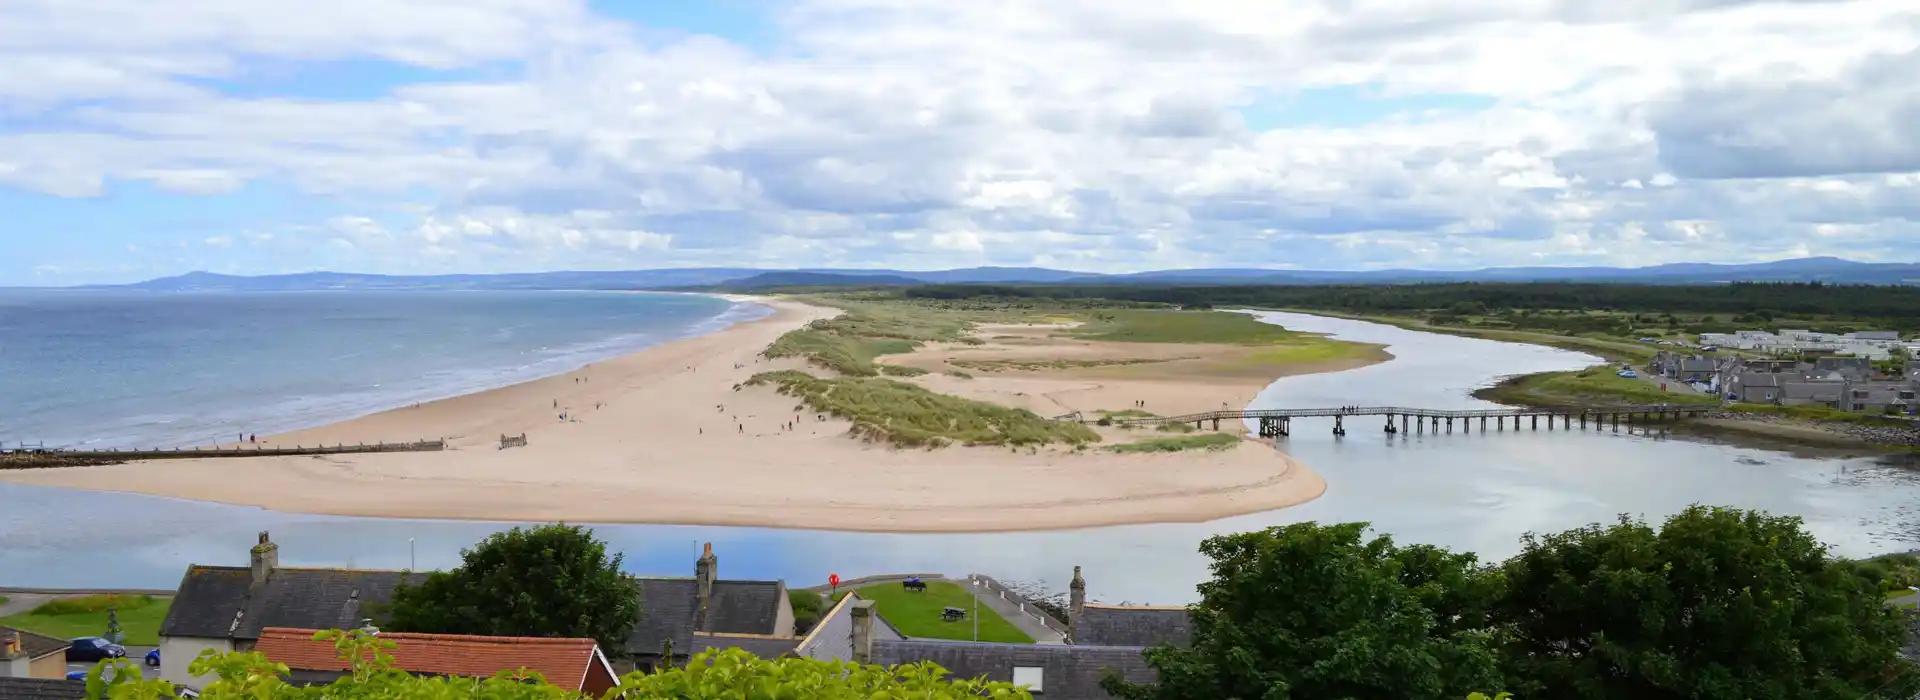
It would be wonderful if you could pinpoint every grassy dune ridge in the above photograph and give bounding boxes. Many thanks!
[746,370,1100,448]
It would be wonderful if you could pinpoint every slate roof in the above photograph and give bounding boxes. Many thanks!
[254,627,609,692]
[1075,605,1192,648]
[0,678,86,700]
[161,566,430,640]
[624,578,785,657]
[0,625,70,660]
[874,640,1157,700]
[688,632,798,659]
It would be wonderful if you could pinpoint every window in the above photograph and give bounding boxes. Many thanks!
[1013,666,1044,693]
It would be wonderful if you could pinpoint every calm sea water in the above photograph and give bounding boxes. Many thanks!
[0,290,758,449]
[3,307,1918,604]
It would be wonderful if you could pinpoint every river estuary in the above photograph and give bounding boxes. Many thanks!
[4,311,1918,604]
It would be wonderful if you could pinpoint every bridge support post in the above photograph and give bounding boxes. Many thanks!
[1212,418,1220,431]
[1548,413,1554,430]
[1333,415,1345,437]
[1563,414,1571,429]
[1497,416,1504,431]
[1480,416,1487,432]
[1282,418,1289,436]
[1402,415,1409,434]
[1579,413,1587,429]
[1531,415,1539,430]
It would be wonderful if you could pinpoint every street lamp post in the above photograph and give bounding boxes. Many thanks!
[409,538,416,571]
[972,578,980,642]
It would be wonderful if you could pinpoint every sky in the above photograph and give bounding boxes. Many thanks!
[3,0,1918,285]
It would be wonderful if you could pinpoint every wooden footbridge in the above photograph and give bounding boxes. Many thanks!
[1063,405,1715,437]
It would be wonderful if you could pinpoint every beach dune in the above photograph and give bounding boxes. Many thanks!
[0,298,1350,532]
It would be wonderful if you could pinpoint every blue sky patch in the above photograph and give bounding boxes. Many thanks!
[1237,85,1497,130]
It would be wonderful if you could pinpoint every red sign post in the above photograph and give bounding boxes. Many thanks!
[829,573,841,596]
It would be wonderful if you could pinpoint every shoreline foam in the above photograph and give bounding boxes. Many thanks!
[0,297,1377,532]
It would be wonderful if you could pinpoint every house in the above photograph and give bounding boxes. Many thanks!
[1727,373,1783,403]
[1845,383,1918,414]
[252,627,619,695]
[1,628,69,680]
[157,532,430,688]
[0,678,86,700]
[1812,357,1873,381]
[623,543,796,672]
[1780,380,1848,409]
[792,567,1178,700]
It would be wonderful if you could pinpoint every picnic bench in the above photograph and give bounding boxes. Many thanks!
[902,579,928,592]
[942,606,967,622]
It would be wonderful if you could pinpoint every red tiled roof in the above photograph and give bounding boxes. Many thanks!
[254,628,611,692]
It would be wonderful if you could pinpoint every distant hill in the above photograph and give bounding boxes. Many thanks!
[712,271,927,289]
[90,257,1920,292]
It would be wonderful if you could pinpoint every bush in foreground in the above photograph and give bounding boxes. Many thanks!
[82,630,1032,700]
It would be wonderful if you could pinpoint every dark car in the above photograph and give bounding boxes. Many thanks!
[66,637,126,662]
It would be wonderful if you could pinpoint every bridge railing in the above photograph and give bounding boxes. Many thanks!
[1084,404,1715,427]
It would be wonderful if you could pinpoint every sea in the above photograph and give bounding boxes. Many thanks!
[0,290,763,450]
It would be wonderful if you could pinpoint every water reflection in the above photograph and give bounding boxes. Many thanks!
[3,312,1916,604]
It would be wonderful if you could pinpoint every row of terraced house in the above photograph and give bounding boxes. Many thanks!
[131,533,1184,700]
[1652,349,1919,414]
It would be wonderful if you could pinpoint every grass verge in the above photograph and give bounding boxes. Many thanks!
[835,582,1033,643]
[1723,403,1916,427]
[0,594,171,646]
[1474,365,1721,408]
[1109,433,1241,453]
[747,370,1100,448]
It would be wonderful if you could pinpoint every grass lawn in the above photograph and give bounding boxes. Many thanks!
[1476,365,1721,408]
[1109,433,1240,453]
[747,370,1099,448]
[1725,403,1914,427]
[837,582,1033,643]
[0,595,172,646]
[1070,309,1307,344]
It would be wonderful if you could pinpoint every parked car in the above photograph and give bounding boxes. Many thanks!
[145,648,161,667]
[66,637,126,662]
[65,671,88,681]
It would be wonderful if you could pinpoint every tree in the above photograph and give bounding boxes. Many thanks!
[82,630,1033,700]
[388,524,642,652]
[1495,505,1912,700]
[1104,522,1504,700]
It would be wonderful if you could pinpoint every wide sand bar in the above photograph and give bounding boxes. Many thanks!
[0,297,1384,532]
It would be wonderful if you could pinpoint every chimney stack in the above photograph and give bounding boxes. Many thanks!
[694,542,717,632]
[1068,565,1086,645]
[5,631,21,657]
[850,599,876,665]
[251,531,280,586]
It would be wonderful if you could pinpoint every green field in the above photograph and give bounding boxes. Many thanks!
[1108,433,1240,453]
[1724,403,1914,426]
[747,370,1099,447]
[1475,365,1721,408]
[1070,309,1308,344]
[0,594,172,646]
[836,582,1032,643]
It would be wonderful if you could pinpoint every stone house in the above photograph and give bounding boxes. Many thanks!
[1780,380,1848,409]
[790,567,1181,700]
[623,543,796,672]
[160,535,794,689]
[1845,383,1918,414]
[1,627,69,680]
[1727,373,1783,403]
[158,533,431,688]
[252,627,620,695]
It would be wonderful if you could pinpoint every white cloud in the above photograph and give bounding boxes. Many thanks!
[3,0,1918,276]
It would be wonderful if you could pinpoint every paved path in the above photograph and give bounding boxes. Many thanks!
[0,592,57,617]
[955,577,1066,645]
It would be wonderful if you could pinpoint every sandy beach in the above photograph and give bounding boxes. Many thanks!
[0,297,1388,532]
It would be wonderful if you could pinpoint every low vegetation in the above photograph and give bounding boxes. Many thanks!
[747,370,1099,447]
[1108,433,1239,453]
[0,594,170,646]
[1068,308,1306,344]
[948,357,1189,372]
[1475,365,1722,407]
[87,633,1033,699]
[877,364,928,377]
[788,590,827,635]
[834,582,1033,644]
